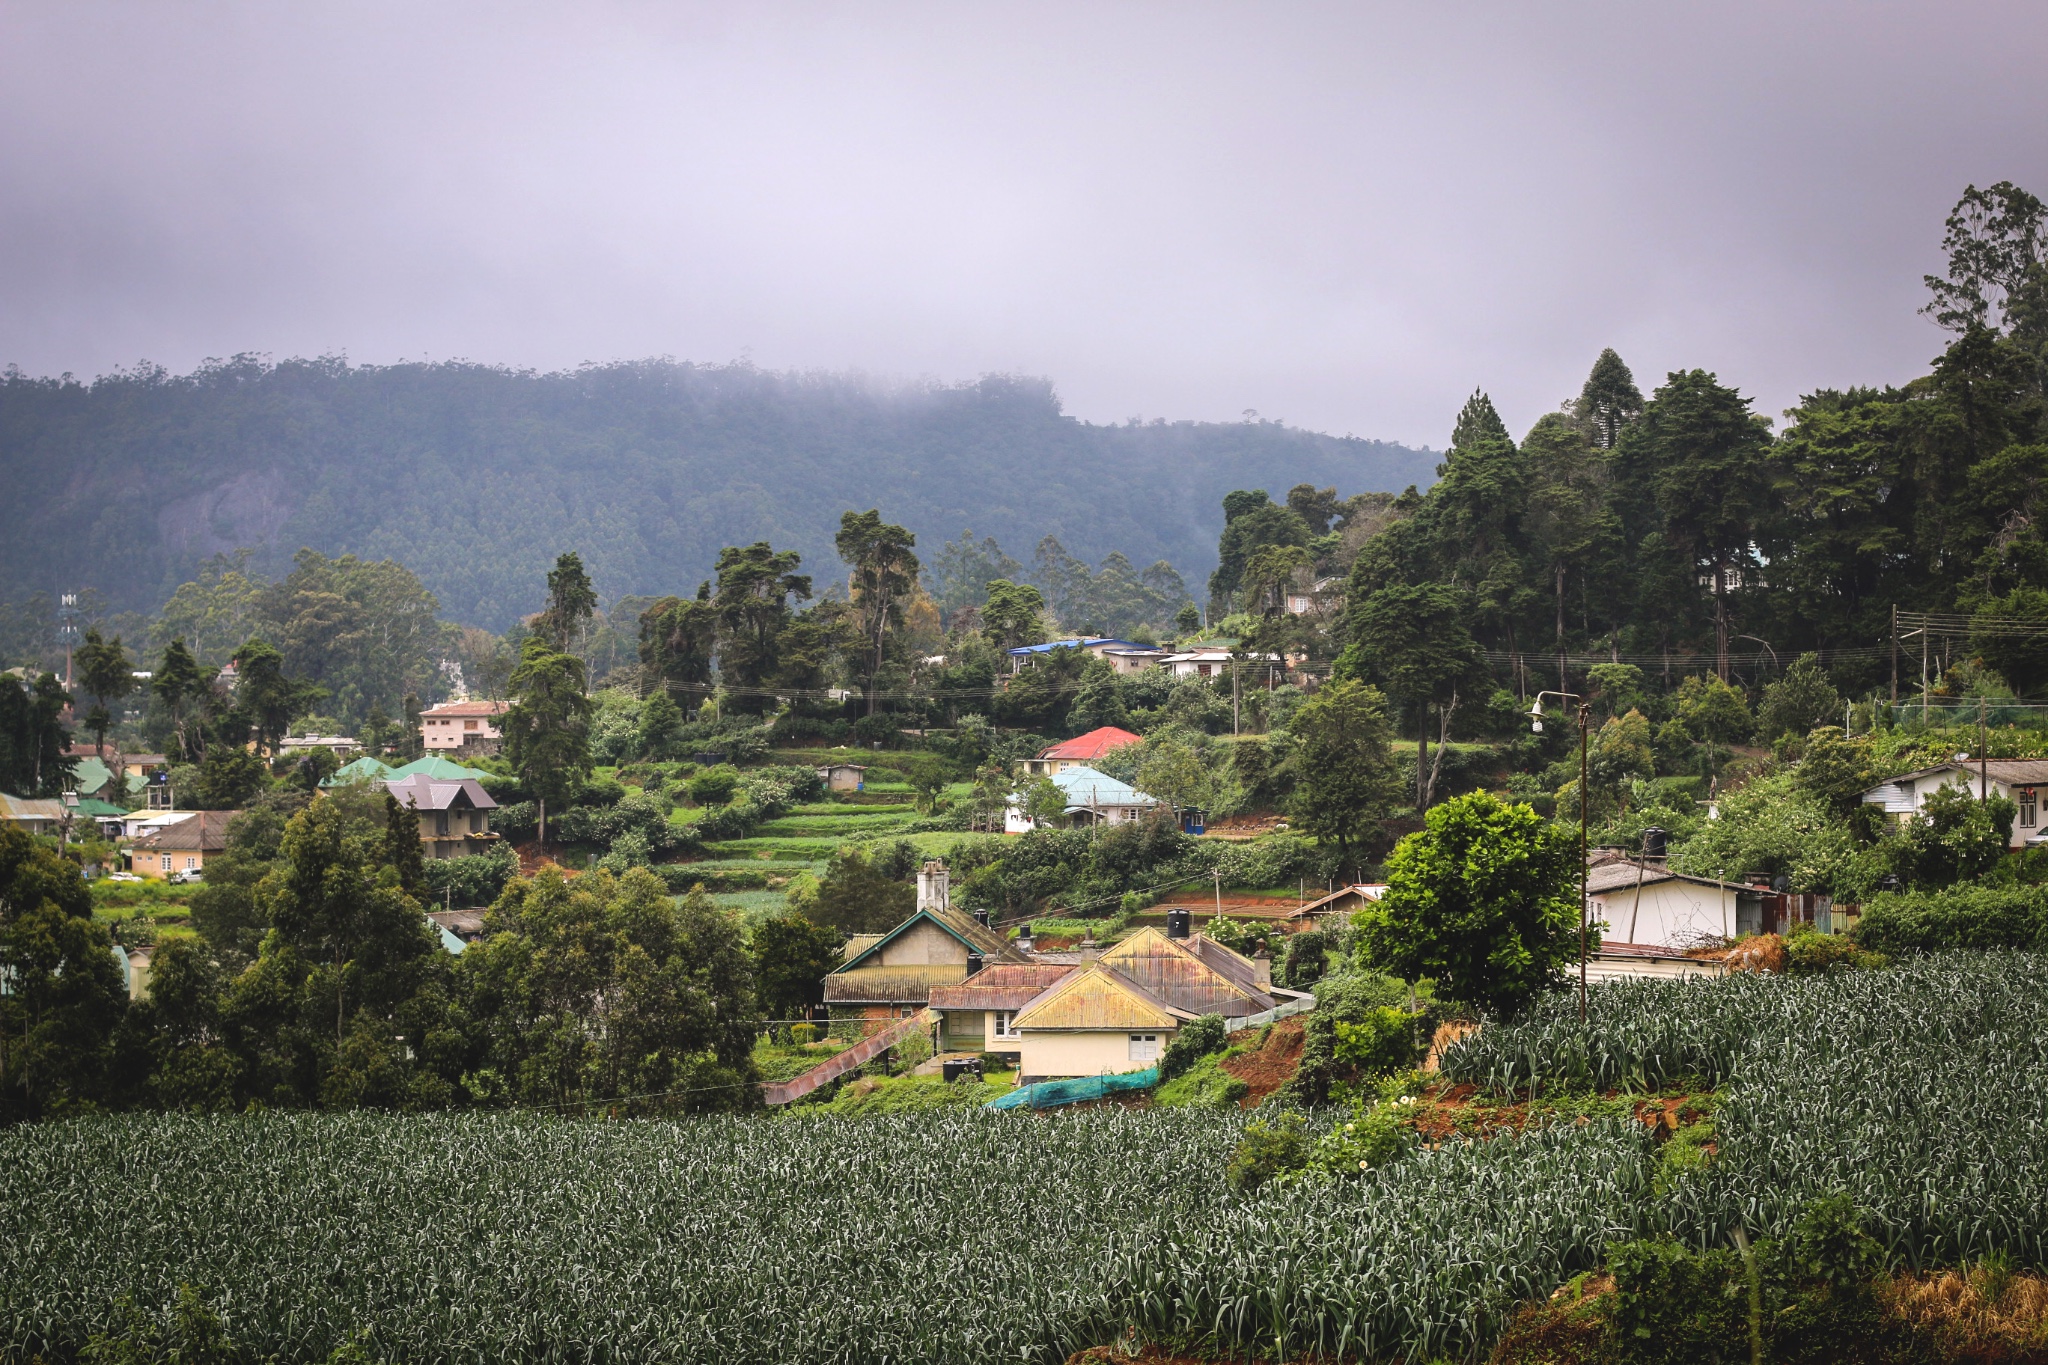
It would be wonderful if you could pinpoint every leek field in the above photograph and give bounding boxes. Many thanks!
[4,953,2046,1363]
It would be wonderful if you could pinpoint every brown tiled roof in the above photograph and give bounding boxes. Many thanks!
[420,700,510,718]
[130,810,238,852]
[928,964,1076,1011]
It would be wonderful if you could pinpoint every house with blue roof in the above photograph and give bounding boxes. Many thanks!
[1006,764,1162,832]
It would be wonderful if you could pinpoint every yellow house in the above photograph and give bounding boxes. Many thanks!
[1007,962,1196,1080]
[1008,929,1284,1082]
[128,810,236,879]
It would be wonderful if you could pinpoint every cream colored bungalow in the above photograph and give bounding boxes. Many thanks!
[129,810,237,879]
[823,861,1027,1030]
[1007,963,1196,1079]
[1007,928,1286,1082]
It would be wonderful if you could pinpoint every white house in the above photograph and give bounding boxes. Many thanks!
[419,700,509,754]
[1005,638,1168,674]
[1860,758,2048,850]
[1584,855,1767,947]
[1006,764,1162,832]
[1157,649,1284,682]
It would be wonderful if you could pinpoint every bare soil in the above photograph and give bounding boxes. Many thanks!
[1218,1018,1306,1107]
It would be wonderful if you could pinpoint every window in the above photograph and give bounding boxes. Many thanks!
[2024,789,2039,829]
[435,812,450,836]
[1128,1033,1161,1062]
[993,1012,1020,1040]
[184,857,197,870]
[160,854,172,871]
[463,720,478,731]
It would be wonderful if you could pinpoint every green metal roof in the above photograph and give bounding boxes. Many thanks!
[386,755,491,781]
[322,756,396,786]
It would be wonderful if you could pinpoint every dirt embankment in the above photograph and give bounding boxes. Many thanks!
[1217,1018,1306,1106]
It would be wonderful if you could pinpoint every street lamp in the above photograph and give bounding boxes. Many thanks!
[1530,691,1592,1024]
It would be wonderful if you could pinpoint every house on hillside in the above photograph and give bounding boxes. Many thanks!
[1284,577,1343,616]
[1583,854,1771,946]
[385,774,499,859]
[128,810,237,879]
[0,794,67,838]
[1287,883,1389,922]
[1005,638,1167,675]
[1861,759,2048,850]
[280,734,362,759]
[1002,927,1297,1082]
[1157,649,1284,684]
[419,700,509,756]
[324,756,397,787]
[823,862,1029,1030]
[1021,726,1142,776]
[1005,764,1161,832]
[927,962,1076,1057]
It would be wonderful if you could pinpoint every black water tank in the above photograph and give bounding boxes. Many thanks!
[1166,907,1191,939]
[965,951,984,976]
[973,909,991,928]
[1641,826,1668,861]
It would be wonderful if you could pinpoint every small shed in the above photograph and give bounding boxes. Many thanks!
[817,763,867,793]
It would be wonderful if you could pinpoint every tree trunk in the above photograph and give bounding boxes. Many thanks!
[1422,689,1458,811]
[1416,708,1429,811]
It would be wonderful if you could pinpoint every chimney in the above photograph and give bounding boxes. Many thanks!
[972,909,991,928]
[1017,926,1035,952]
[1251,943,1272,990]
[917,860,950,914]
[1166,907,1191,940]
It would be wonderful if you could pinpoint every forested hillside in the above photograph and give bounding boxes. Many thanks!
[0,360,1435,628]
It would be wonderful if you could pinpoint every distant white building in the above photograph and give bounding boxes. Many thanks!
[1861,759,2048,850]
[1008,764,1161,832]
[420,700,510,754]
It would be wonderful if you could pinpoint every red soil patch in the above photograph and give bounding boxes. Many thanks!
[1218,1018,1307,1106]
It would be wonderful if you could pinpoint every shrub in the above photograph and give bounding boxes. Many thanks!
[1852,882,2048,954]
[1331,1007,1424,1077]
[1159,1014,1227,1081]
[1153,1052,1249,1110]
[1225,1112,1309,1190]
[420,844,519,908]
[687,765,740,806]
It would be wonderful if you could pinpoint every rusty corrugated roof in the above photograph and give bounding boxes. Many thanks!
[1009,963,1193,1030]
[822,965,964,1004]
[928,964,1076,1011]
[1099,928,1275,1017]
[833,906,1027,975]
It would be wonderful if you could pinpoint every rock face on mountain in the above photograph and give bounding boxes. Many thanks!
[0,357,1435,627]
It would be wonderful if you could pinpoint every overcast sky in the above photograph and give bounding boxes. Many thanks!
[3,2,2044,449]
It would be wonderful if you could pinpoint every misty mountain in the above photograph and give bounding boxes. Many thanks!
[0,356,1437,628]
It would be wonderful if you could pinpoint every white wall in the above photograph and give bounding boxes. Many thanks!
[1017,1027,1174,1079]
[1587,879,1736,948]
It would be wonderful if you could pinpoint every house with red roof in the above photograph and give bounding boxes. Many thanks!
[419,699,510,755]
[1022,726,1143,776]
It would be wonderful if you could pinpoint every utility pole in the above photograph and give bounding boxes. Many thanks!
[1981,696,1989,802]
[1890,604,1898,707]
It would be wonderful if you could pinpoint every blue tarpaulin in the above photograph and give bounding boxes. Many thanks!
[985,1066,1159,1110]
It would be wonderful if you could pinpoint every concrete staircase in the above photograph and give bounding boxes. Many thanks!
[760,1010,935,1106]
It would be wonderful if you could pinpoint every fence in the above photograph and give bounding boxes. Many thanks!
[1222,988,1317,1034]
[985,1066,1161,1111]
